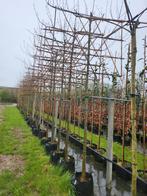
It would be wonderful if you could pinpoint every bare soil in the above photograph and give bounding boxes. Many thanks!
[0,155,24,176]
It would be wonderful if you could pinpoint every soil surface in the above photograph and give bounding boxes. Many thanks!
[0,155,24,176]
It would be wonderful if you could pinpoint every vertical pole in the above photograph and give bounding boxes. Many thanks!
[53,99,59,140]
[98,61,104,150]
[50,8,57,142]
[143,36,147,177]
[39,90,42,126]
[122,44,130,163]
[90,97,94,146]
[65,31,75,161]
[131,27,137,196]
[81,13,92,181]
[123,2,138,194]
[51,52,57,142]
[58,38,66,152]
[32,92,36,120]
[73,96,76,134]
[42,91,45,127]
[106,98,114,189]
[78,94,82,136]
[26,96,30,116]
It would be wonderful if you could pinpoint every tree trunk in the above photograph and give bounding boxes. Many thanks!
[131,29,137,196]
[81,97,88,181]
[32,92,37,120]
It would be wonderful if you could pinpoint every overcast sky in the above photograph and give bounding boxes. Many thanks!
[0,0,147,87]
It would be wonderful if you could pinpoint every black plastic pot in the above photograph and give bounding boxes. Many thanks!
[40,137,51,145]
[70,134,77,142]
[94,148,106,163]
[48,123,52,129]
[68,135,83,148]
[75,120,78,126]
[32,127,40,136]
[137,171,147,193]
[76,136,81,141]
[26,117,34,127]
[90,144,97,150]
[80,123,84,129]
[73,134,81,141]
[29,120,35,127]
[113,135,122,143]
[113,154,118,163]
[124,136,131,146]
[29,120,34,126]
[50,149,65,165]
[122,161,132,172]
[137,170,147,181]
[25,116,30,122]
[38,130,47,139]
[60,155,75,173]
[80,139,90,146]
[43,120,51,128]
[26,118,31,126]
[93,127,98,134]
[115,161,132,180]
[62,128,67,133]
[141,136,147,143]
[100,130,103,135]
[124,140,131,146]
[87,143,97,151]
[43,120,49,127]
[87,144,97,155]
[45,142,58,154]
[109,155,118,171]
[101,154,118,170]
[136,132,140,141]
[87,123,91,131]
[72,172,93,196]
[30,124,36,130]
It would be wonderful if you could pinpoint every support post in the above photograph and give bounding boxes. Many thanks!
[54,99,59,139]
[32,92,37,120]
[106,98,114,189]
[131,28,137,196]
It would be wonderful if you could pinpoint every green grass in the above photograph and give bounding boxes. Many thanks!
[0,106,74,196]
[42,113,147,170]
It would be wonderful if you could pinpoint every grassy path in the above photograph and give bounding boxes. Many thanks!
[0,106,74,196]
